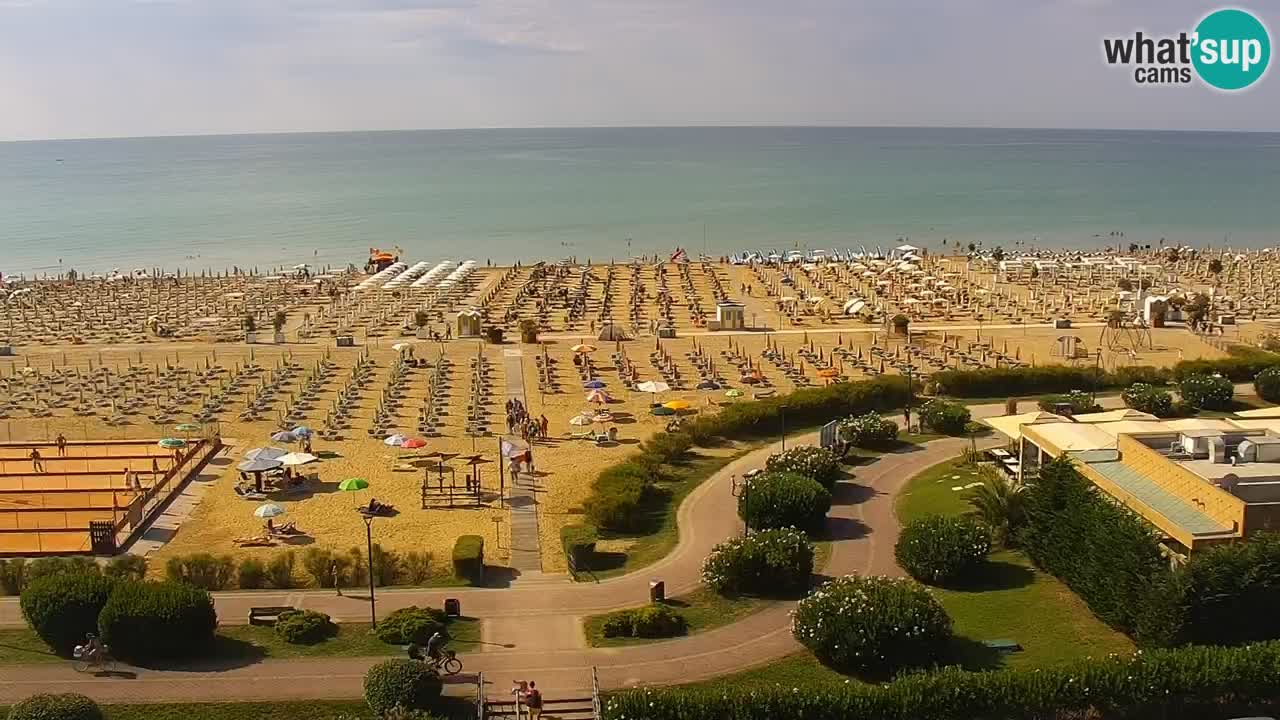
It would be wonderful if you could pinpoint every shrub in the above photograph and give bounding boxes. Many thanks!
[600,604,688,639]
[19,573,116,655]
[238,558,267,589]
[737,472,831,536]
[7,693,104,720]
[375,606,447,646]
[1021,457,1166,634]
[165,553,235,590]
[966,470,1027,547]
[640,432,693,464]
[895,516,991,586]
[701,528,813,596]
[266,552,296,589]
[103,556,147,581]
[1036,390,1100,415]
[274,609,337,645]
[1178,373,1234,410]
[792,574,952,675]
[24,557,99,582]
[838,412,899,450]
[452,536,484,585]
[302,547,351,589]
[0,558,27,595]
[363,659,443,716]
[371,544,401,587]
[402,551,433,585]
[1255,365,1280,403]
[891,314,910,335]
[918,399,970,436]
[583,461,656,532]
[604,641,1280,720]
[764,446,841,491]
[347,547,367,587]
[1122,382,1175,416]
[519,318,538,343]
[561,524,598,573]
[97,581,217,661]
[932,365,1107,398]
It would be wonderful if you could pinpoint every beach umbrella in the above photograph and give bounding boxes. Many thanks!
[725,388,745,398]
[583,379,607,389]
[271,430,297,443]
[636,380,670,397]
[383,433,408,447]
[174,422,201,433]
[586,389,611,404]
[291,425,312,437]
[663,400,691,411]
[158,438,187,449]
[244,447,288,462]
[238,457,282,473]
[651,406,675,416]
[569,413,594,426]
[401,438,427,449]
[277,452,318,466]
[391,342,414,353]
[695,380,719,390]
[571,344,597,353]
[338,478,369,492]
[254,503,286,519]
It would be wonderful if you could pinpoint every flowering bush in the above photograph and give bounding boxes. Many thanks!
[838,412,899,449]
[792,574,952,674]
[894,516,992,586]
[701,528,814,596]
[764,446,841,490]
[1255,366,1280,404]
[737,472,831,536]
[918,399,971,436]
[1122,382,1174,417]
[1179,373,1233,410]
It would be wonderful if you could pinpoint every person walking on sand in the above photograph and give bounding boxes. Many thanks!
[539,414,548,438]
[332,560,343,596]
[29,448,44,472]
[55,433,67,456]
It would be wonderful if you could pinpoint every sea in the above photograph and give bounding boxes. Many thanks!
[2,126,1280,277]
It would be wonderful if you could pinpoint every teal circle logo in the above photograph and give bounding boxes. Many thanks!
[1192,8,1271,90]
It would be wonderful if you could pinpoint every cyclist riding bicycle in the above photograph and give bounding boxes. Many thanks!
[81,633,105,663]
[426,631,447,665]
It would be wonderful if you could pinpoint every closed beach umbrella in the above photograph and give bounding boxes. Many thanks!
[158,438,187,449]
[254,503,286,519]
[338,478,369,492]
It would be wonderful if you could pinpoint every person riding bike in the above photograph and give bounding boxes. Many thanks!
[81,633,105,663]
[425,631,447,665]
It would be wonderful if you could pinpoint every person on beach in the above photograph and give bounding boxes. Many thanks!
[55,433,67,456]
[332,560,343,596]
[29,448,44,472]
[539,415,549,438]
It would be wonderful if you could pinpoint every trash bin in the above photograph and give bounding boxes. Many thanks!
[444,598,461,617]
[649,580,665,603]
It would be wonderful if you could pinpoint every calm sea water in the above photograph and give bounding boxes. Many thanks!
[2,126,1279,276]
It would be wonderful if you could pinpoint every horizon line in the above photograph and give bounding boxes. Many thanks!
[5,122,1280,145]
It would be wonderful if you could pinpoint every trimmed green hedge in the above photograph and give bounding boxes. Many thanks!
[363,659,443,716]
[918,399,970,436]
[764,446,841,491]
[738,472,831,536]
[274,609,337,645]
[561,524,598,572]
[375,606,447,646]
[19,573,116,655]
[96,580,217,661]
[451,536,484,585]
[600,604,688,639]
[1254,365,1280,403]
[895,515,991,586]
[7,693,104,720]
[1178,373,1233,411]
[700,528,814,596]
[603,642,1280,720]
[1122,382,1175,417]
[1037,390,1100,415]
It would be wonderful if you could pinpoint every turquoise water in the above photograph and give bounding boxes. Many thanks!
[2,126,1279,276]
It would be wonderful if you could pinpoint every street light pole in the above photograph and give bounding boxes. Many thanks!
[362,513,377,628]
[780,404,789,451]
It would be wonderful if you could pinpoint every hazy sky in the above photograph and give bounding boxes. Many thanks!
[1,0,1277,140]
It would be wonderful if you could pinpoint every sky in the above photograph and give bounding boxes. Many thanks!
[0,0,1277,140]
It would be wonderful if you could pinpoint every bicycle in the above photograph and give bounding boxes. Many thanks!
[430,649,463,676]
[72,644,116,674]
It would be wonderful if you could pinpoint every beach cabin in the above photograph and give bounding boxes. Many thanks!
[715,301,746,331]
[456,308,482,338]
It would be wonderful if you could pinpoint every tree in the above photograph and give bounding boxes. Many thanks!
[991,246,1005,262]
[967,470,1028,547]
[1208,258,1224,277]
[966,242,976,253]
[1117,278,1134,292]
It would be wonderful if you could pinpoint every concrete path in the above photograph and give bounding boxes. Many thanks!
[500,348,543,576]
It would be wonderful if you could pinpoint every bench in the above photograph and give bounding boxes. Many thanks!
[248,606,297,626]
[983,638,1023,654]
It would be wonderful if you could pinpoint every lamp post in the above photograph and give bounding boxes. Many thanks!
[780,404,789,451]
[732,470,757,535]
[361,511,377,627]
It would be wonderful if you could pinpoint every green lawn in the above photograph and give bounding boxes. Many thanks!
[583,585,779,648]
[0,618,481,666]
[894,455,985,523]
[0,698,477,720]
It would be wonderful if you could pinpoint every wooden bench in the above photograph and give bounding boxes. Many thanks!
[983,638,1023,654]
[248,606,296,626]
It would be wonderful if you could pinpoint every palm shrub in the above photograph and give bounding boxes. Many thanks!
[701,528,813,596]
[363,659,443,716]
[895,516,991,586]
[97,580,217,661]
[274,609,338,645]
[1178,373,1234,410]
[737,472,831,536]
[918,399,970,436]
[7,693,104,720]
[764,446,841,490]
[19,573,116,655]
[966,470,1027,547]
[838,412,899,449]
[1255,366,1280,403]
[1122,382,1175,416]
[792,574,952,675]
[375,606,447,646]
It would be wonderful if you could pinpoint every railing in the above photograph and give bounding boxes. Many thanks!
[476,671,485,720]
[591,666,602,720]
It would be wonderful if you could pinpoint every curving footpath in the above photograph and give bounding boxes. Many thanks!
[3,391,1134,704]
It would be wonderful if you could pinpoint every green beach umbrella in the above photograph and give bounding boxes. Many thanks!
[338,478,369,492]
[724,388,744,398]
[650,406,675,416]
[158,438,187,449]
[175,423,201,432]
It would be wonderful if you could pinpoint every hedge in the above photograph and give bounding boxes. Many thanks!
[19,573,116,655]
[737,472,831,536]
[363,659,444,716]
[1178,373,1233,411]
[165,553,236,591]
[24,557,100,582]
[918,399,970,436]
[600,604,688,639]
[603,642,1280,720]
[764,446,841,491]
[451,536,484,585]
[561,524,598,573]
[274,609,338,644]
[1254,365,1280,403]
[376,606,447,646]
[96,580,217,661]
[1021,458,1167,635]
[838,412,899,450]
[895,515,991,586]
[700,528,814,596]
[7,693,104,720]
[1036,390,1100,415]
[1122,382,1174,417]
